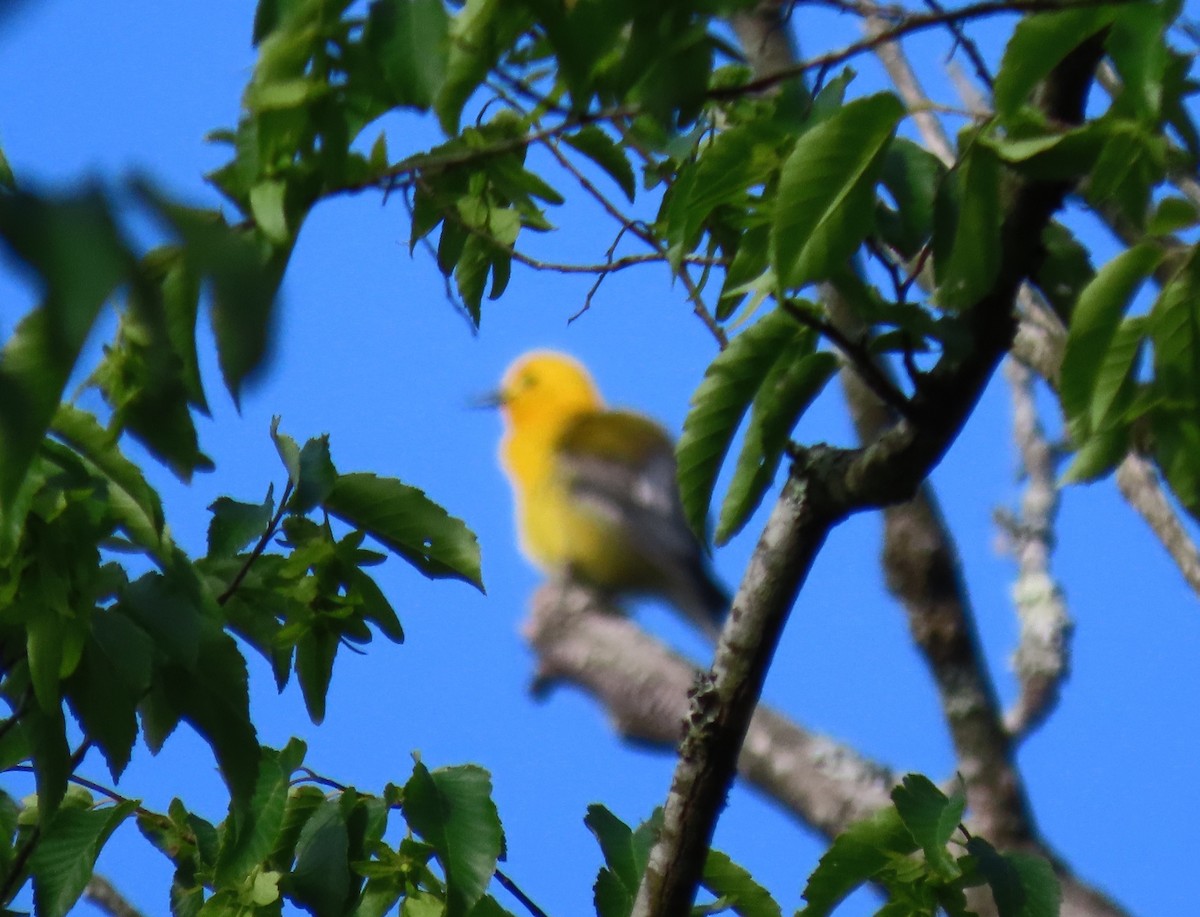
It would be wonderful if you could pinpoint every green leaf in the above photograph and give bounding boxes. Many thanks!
[993,6,1119,118]
[1106,1,1169,121]
[26,605,65,713]
[121,571,204,669]
[26,703,71,819]
[1148,196,1200,236]
[563,127,636,202]
[933,140,1001,310]
[1088,315,1146,432]
[50,404,166,556]
[1061,243,1161,434]
[285,799,353,916]
[324,472,483,590]
[64,610,154,780]
[1086,119,1166,229]
[585,805,643,895]
[295,627,339,725]
[140,192,286,406]
[216,740,305,885]
[587,805,662,917]
[290,434,338,514]
[208,491,275,558]
[771,93,905,289]
[797,806,918,917]
[0,191,130,511]
[363,0,450,110]
[966,837,1061,917]
[890,774,965,882]
[677,308,807,536]
[716,349,836,544]
[1152,408,1200,515]
[435,0,530,134]
[877,138,946,258]
[1150,246,1200,402]
[668,122,784,257]
[1033,222,1094,320]
[402,762,504,917]
[270,785,326,871]
[701,848,782,917]
[249,180,291,244]
[30,802,139,917]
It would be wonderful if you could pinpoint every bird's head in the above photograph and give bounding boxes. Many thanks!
[493,350,604,430]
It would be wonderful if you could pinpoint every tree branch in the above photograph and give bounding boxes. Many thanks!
[84,874,148,917]
[523,581,895,834]
[1000,358,1072,738]
[632,25,1107,915]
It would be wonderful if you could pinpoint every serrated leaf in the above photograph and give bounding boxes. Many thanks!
[797,806,918,917]
[771,93,904,289]
[64,611,154,780]
[30,801,138,917]
[216,740,305,885]
[285,799,353,917]
[564,127,636,201]
[891,774,964,881]
[716,349,836,544]
[323,472,483,590]
[994,6,1118,117]
[1061,243,1161,434]
[208,491,275,559]
[702,848,782,917]
[402,762,504,917]
[677,308,807,536]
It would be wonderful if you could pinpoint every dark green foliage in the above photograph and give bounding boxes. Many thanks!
[0,0,1195,912]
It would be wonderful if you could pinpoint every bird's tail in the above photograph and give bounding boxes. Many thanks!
[670,560,730,641]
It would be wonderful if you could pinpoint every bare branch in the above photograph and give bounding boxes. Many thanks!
[523,580,895,833]
[634,25,1107,914]
[1116,453,1200,594]
[84,874,148,917]
[1000,358,1072,737]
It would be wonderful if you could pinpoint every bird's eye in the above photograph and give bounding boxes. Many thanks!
[521,372,537,389]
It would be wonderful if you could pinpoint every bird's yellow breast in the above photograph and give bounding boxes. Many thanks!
[502,413,661,589]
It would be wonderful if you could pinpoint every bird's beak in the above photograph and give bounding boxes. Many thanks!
[470,389,508,410]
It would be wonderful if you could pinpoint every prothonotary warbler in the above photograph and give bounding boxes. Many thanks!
[492,350,729,637]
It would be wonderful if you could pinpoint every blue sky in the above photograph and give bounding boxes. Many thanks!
[0,2,1198,915]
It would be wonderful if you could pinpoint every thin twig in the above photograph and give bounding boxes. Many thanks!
[923,0,997,88]
[782,299,916,420]
[494,869,552,917]
[217,481,294,606]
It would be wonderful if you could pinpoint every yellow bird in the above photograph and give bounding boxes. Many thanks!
[492,350,728,636]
